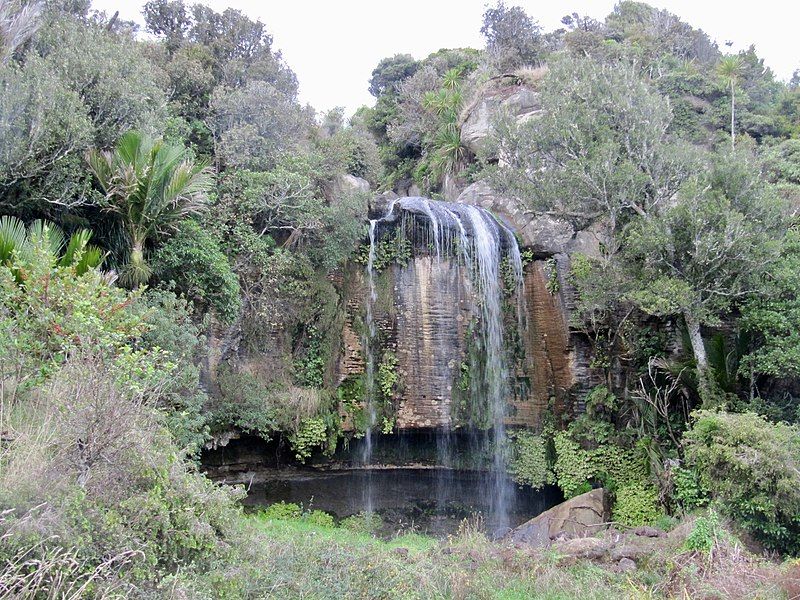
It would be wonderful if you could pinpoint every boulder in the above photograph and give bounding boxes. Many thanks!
[461,84,542,156]
[454,181,574,253]
[330,173,370,202]
[618,557,637,573]
[632,526,667,539]
[552,536,610,561]
[507,488,610,547]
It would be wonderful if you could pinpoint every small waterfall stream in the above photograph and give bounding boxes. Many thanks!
[362,197,524,531]
[362,200,397,514]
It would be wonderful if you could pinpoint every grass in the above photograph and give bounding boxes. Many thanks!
[241,514,646,599]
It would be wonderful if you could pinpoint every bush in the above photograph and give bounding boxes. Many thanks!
[613,483,663,527]
[259,502,302,520]
[507,430,554,489]
[151,220,241,324]
[683,410,800,555]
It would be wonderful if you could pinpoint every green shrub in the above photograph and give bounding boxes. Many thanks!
[672,466,710,513]
[303,510,335,528]
[377,351,399,399]
[613,483,663,527]
[683,410,800,555]
[214,366,280,437]
[508,430,554,489]
[293,325,326,388]
[259,502,302,520]
[289,417,328,463]
[685,509,728,554]
[152,220,241,324]
[340,512,382,534]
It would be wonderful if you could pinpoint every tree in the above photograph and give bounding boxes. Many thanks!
[491,56,693,231]
[86,131,214,287]
[624,151,786,403]
[210,79,307,171]
[481,2,543,71]
[143,0,189,54]
[368,54,418,97]
[718,55,744,150]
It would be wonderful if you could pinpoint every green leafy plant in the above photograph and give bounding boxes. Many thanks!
[289,417,328,463]
[613,483,663,527]
[683,410,800,554]
[507,430,554,489]
[87,131,214,288]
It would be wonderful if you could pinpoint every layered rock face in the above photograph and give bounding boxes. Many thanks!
[336,196,579,431]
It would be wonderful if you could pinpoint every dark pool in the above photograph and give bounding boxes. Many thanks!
[243,468,562,537]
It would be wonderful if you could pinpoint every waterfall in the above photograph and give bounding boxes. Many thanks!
[363,197,524,531]
[361,199,397,515]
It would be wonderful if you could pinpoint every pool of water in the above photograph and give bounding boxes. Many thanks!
[243,468,562,537]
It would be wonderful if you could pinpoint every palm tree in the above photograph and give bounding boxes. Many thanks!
[87,131,214,288]
[717,55,744,150]
[0,215,103,281]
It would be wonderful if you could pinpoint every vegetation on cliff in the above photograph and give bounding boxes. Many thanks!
[0,0,799,596]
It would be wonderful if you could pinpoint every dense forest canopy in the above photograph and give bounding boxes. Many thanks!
[1,0,799,596]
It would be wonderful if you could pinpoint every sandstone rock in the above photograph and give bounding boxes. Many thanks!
[461,84,542,156]
[610,543,648,562]
[632,526,667,538]
[369,191,399,219]
[454,181,574,252]
[618,557,637,573]
[332,173,370,198]
[507,488,610,547]
[552,536,610,561]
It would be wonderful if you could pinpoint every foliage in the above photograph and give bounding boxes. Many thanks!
[87,131,214,287]
[481,2,543,71]
[377,351,399,400]
[507,430,554,488]
[210,79,307,171]
[624,150,786,402]
[553,424,650,500]
[289,417,328,463]
[613,483,663,527]
[368,53,418,98]
[293,325,326,388]
[259,501,302,520]
[151,219,241,323]
[740,227,800,379]
[491,55,693,231]
[672,466,710,513]
[684,509,727,554]
[683,410,800,555]
[214,366,281,437]
[0,215,102,278]
[356,231,412,272]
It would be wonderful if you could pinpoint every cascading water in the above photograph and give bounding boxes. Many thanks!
[363,196,524,532]
[361,199,397,514]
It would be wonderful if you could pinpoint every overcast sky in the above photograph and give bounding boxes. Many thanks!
[92,0,800,117]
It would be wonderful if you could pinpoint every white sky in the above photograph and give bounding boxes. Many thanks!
[92,0,800,117]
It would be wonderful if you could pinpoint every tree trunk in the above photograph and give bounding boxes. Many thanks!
[730,81,735,150]
[684,311,715,405]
